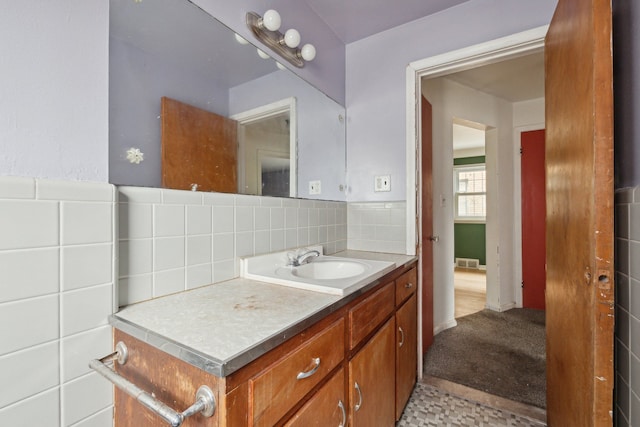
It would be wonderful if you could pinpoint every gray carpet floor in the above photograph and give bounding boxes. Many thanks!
[423,308,546,408]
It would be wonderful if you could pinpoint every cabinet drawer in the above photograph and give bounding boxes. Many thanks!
[251,319,345,427]
[395,267,417,306]
[349,282,394,349]
[284,368,345,427]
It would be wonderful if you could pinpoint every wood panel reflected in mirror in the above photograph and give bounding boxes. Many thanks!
[109,0,346,200]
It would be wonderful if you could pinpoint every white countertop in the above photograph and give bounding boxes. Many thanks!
[111,251,416,377]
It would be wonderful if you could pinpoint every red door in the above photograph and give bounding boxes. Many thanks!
[421,96,434,352]
[521,129,546,310]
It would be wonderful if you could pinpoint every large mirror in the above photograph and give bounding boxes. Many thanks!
[109,0,346,200]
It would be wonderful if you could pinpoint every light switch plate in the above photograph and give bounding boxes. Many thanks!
[375,175,391,192]
[309,180,321,195]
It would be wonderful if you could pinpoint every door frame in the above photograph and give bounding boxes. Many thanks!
[405,25,548,377]
[231,97,297,198]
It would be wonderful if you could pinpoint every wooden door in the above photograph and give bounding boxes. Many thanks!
[395,293,417,421]
[421,95,434,352]
[161,97,238,193]
[545,0,614,424]
[349,318,395,427]
[521,129,546,310]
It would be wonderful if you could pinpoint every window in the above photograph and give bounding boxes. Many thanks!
[454,164,486,220]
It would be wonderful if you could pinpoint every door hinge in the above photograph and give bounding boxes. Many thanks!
[520,147,523,155]
[521,281,524,288]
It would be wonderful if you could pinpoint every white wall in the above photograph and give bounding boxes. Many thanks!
[345,0,557,202]
[0,1,108,182]
[423,77,514,333]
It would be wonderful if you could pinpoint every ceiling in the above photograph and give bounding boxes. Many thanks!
[445,52,545,103]
[446,52,545,151]
[303,0,472,44]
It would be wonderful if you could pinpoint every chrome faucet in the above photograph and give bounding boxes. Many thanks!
[289,249,320,267]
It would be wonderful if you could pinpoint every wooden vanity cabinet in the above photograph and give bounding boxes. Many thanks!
[395,267,418,420]
[249,319,344,427]
[113,329,221,427]
[395,292,417,420]
[284,368,346,427]
[348,317,396,427]
[112,262,418,427]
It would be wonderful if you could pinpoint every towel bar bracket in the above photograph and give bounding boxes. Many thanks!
[90,341,216,426]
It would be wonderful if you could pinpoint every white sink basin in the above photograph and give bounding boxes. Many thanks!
[241,248,395,296]
[278,259,366,280]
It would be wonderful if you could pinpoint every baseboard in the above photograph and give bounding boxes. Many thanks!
[485,302,516,312]
[434,318,457,335]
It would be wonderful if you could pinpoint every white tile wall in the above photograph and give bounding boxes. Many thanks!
[615,187,640,427]
[347,202,407,254]
[118,187,348,306]
[0,177,115,427]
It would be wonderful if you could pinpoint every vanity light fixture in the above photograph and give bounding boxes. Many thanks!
[246,10,316,68]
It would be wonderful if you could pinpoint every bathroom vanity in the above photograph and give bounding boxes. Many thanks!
[105,251,417,426]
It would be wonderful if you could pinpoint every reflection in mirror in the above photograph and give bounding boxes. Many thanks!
[233,98,296,198]
[109,0,346,200]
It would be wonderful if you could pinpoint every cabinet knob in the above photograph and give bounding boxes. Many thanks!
[338,400,346,427]
[354,381,363,412]
[398,326,405,347]
[296,357,321,380]
[405,282,413,289]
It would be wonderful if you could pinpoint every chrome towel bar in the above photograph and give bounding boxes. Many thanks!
[89,342,216,427]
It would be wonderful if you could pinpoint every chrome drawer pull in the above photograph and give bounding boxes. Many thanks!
[296,357,321,380]
[405,282,413,289]
[399,326,405,347]
[338,400,346,427]
[89,342,216,427]
[354,381,363,411]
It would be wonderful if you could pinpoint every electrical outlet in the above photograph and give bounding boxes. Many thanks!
[375,175,391,192]
[309,180,321,195]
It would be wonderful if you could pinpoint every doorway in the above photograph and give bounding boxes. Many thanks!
[409,26,548,408]
[408,27,548,364]
[451,121,487,319]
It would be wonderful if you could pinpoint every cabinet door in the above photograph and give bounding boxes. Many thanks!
[395,292,417,420]
[284,368,346,427]
[349,318,395,427]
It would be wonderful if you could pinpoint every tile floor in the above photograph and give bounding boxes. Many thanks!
[397,382,546,427]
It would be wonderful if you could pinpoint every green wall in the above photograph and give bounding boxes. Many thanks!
[454,223,486,265]
[454,155,486,266]
[454,155,485,166]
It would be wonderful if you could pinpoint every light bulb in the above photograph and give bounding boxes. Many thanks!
[283,29,301,48]
[257,48,270,59]
[300,43,316,61]
[276,62,286,70]
[234,33,249,45]
[262,9,281,32]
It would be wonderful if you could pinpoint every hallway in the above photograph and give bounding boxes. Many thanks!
[423,304,546,409]
[454,269,486,318]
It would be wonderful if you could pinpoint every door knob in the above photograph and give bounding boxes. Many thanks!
[428,235,439,242]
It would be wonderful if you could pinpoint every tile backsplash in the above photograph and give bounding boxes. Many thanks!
[347,202,407,254]
[118,187,348,306]
[0,178,406,427]
[0,177,115,426]
[615,186,640,426]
